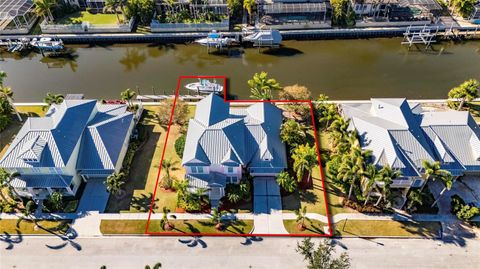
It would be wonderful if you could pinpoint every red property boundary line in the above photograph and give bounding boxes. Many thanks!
[145,75,333,237]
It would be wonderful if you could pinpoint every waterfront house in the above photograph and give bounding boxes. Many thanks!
[0,100,134,200]
[341,98,480,200]
[0,0,38,35]
[182,94,287,205]
[151,0,229,32]
[257,0,331,29]
[351,0,442,27]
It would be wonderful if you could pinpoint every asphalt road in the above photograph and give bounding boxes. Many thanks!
[1,235,479,269]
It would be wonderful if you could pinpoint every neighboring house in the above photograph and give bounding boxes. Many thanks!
[0,0,38,34]
[257,0,331,29]
[341,98,480,196]
[471,4,480,22]
[182,94,287,205]
[0,100,135,200]
[352,0,441,26]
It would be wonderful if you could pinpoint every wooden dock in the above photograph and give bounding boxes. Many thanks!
[136,94,207,102]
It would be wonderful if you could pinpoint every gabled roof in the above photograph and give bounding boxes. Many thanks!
[182,94,287,171]
[0,100,134,171]
[342,98,480,177]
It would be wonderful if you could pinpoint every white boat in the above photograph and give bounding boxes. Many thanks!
[194,31,236,48]
[185,79,223,93]
[243,29,282,47]
[30,37,64,51]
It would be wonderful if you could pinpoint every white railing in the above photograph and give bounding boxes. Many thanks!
[40,17,135,34]
[150,19,229,32]
[390,179,413,188]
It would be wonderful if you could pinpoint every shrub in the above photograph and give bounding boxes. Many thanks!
[451,194,480,221]
[276,171,297,193]
[0,201,15,213]
[175,135,186,158]
[157,99,189,126]
[0,114,11,132]
[225,180,251,204]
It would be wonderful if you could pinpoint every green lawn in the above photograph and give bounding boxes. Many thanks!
[106,106,196,213]
[56,11,122,25]
[0,219,71,235]
[100,219,254,235]
[284,219,328,235]
[282,168,356,216]
[334,220,441,238]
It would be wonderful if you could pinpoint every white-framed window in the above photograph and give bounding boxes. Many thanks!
[226,176,238,184]
[227,167,234,173]
[190,166,205,174]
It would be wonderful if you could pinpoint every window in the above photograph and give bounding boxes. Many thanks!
[190,166,204,174]
[198,166,204,173]
[226,176,238,184]
[227,167,234,173]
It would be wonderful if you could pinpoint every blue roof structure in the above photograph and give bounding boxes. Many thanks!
[182,94,287,174]
[0,100,134,173]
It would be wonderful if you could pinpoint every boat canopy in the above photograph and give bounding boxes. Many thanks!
[208,33,221,38]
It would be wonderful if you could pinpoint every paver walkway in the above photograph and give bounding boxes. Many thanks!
[252,177,288,234]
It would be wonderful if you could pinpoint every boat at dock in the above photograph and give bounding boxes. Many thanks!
[30,37,64,51]
[185,79,223,93]
[194,31,237,49]
[242,28,282,47]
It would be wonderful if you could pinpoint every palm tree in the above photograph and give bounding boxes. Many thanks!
[276,171,297,193]
[319,105,338,128]
[118,0,128,22]
[292,144,317,185]
[161,158,178,189]
[448,79,479,110]
[104,0,121,24]
[43,92,64,108]
[160,206,175,230]
[406,189,423,211]
[47,191,63,212]
[375,165,401,206]
[431,173,454,208]
[294,206,310,230]
[120,88,136,108]
[33,0,57,23]
[248,72,281,100]
[337,155,362,200]
[362,164,380,206]
[0,71,7,87]
[243,0,255,24]
[105,172,125,195]
[0,168,22,202]
[421,160,448,192]
[210,207,225,230]
[0,86,22,122]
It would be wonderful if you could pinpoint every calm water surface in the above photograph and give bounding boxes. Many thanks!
[1,38,480,101]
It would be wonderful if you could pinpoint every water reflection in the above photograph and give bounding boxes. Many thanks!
[119,47,147,71]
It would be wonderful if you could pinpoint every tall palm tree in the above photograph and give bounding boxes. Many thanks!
[375,165,401,206]
[337,155,363,200]
[0,86,22,122]
[248,72,281,100]
[319,104,338,128]
[243,0,255,24]
[117,0,128,22]
[295,206,310,230]
[431,173,454,208]
[104,0,121,24]
[292,144,317,184]
[43,92,64,108]
[160,206,175,230]
[362,164,380,206]
[33,0,57,23]
[121,88,136,108]
[448,79,479,110]
[105,172,125,195]
[421,160,448,192]
[161,158,178,189]
[0,168,22,202]
[406,189,423,211]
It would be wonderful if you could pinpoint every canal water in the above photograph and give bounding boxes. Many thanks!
[0,38,480,101]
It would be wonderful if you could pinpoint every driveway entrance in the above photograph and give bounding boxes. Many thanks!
[252,177,287,234]
[77,178,110,212]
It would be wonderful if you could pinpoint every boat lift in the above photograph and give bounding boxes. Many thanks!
[401,25,439,49]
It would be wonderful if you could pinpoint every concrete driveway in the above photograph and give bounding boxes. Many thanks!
[252,177,287,234]
[429,178,479,214]
[77,178,110,213]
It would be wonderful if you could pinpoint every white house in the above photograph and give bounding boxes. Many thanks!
[0,99,135,200]
[182,94,287,204]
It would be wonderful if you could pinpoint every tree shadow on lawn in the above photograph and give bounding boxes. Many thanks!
[130,192,159,212]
